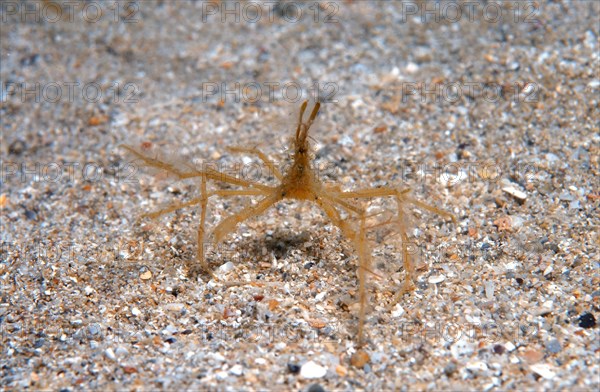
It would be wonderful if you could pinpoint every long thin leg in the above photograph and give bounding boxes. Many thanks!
[198,167,275,191]
[345,197,415,307]
[193,175,211,275]
[333,187,409,199]
[332,186,456,225]
[121,144,197,179]
[211,189,267,197]
[226,146,283,181]
[403,196,457,223]
[211,193,282,244]
[388,195,416,307]
[143,197,205,219]
[122,144,275,191]
[331,186,455,307]
[355,215,371,347]
[315,197,357,241]
[315,197,373,346]
[321,191,365,216]
[142,189,269,220]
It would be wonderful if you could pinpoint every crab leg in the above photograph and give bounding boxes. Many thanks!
[121,144,275,191]
[226,146,283,181]
[355,215,371,347]
[141,188,271,220]
[315,197,373,346]
[196,175,210,273]
[211,193,282,244]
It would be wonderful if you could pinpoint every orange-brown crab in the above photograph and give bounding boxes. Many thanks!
[122,101,455,346]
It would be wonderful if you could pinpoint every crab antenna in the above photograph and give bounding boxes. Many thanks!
[307,102,320,127]
[295,100,308,141]
[295,101,321,146]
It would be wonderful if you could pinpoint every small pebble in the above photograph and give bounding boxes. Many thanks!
[24,209,37,220]
[428,275,445,284]
[391,304,405,318]
[530,363,556,380]
[350,350,370,368]
[287,363,301,374]
[8,139,26,155]
[162,325,178,335]
[493,344,505,355]
[87,324,101,337]
[578,312,596,328]
[545,339,562,354]
[466,360,488,373]
[371,351,385,363]
[215,371,228,380]
[511,215,524,229]
[218,261,235,273]
[558,192,574,201]
[405,62,419,73]
[307,384,326,392]
[335,365,347,377]
[229,364,243,376]
[443,362,457,376]
[504,342,516,352]
[122,366,137,374]
[115,346,129,357]
[308,319,327,329]
[451,337,474,359]
[300,361,327,379]
[211,353,226,363]
[484,281,495,299]
[105,348,117,361]
[163,303,185,313]
[502,186,527,201]
[520,349,543,364]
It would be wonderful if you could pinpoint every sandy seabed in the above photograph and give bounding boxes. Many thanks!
[1,1,598,391]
